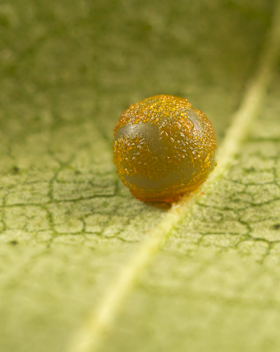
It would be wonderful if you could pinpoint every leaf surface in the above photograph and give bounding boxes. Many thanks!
[0,1,280,352]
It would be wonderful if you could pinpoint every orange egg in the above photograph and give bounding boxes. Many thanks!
[113,95,217,203]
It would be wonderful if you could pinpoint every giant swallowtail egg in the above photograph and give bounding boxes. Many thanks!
[113,95,217,203]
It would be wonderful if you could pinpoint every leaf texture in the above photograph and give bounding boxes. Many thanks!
[0,1,280,352]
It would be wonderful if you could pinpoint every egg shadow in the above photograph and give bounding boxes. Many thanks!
[145,200,172,210]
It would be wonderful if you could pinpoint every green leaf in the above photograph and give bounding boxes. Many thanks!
[0,1,280,352]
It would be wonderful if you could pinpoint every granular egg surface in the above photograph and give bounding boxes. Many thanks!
[113,95,217,203]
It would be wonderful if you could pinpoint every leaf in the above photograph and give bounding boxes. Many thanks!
[0,1,280,352]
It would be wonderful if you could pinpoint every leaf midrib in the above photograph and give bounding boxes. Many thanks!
[66,2,280,351]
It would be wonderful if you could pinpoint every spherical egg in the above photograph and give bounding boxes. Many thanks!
[113,95,217,203]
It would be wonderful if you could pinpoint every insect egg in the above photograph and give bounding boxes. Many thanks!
[113,95,217,203]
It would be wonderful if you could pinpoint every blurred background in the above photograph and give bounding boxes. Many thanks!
[0,0,274,145]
